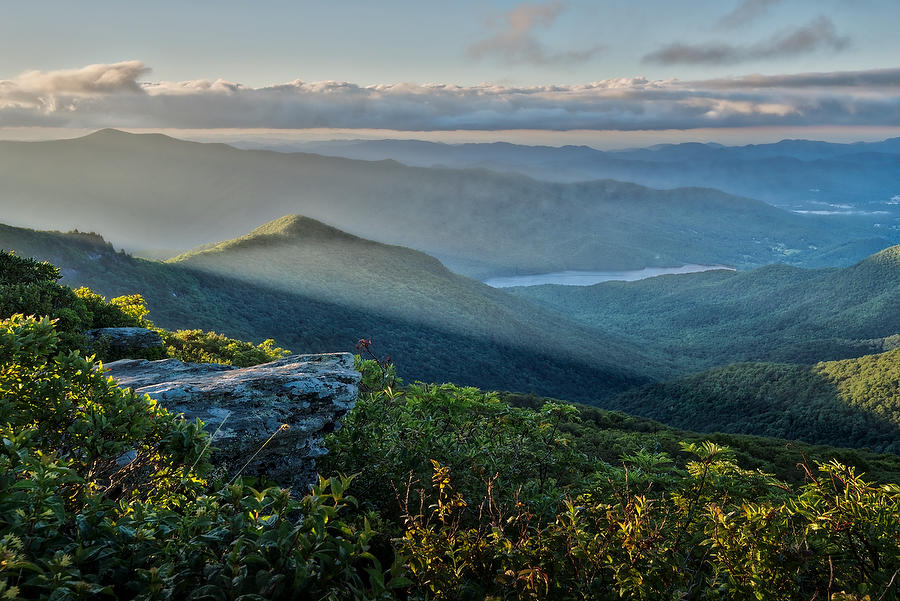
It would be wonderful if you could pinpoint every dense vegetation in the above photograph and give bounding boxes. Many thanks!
[610,355,900,454]
[0,314,395,599]
[0,250,287,367]
[324,360,900,599]
[0,250,144,352]
[3,315,900,599]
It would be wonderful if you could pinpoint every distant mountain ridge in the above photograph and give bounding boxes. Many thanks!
[273,136,900,231]
[252,136,900,165]
[0,129,883,279]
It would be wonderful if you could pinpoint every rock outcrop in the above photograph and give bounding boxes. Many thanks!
[86,327,164,355]
[104,353,360,492]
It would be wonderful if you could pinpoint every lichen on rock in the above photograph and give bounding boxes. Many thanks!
[104,352,360,492]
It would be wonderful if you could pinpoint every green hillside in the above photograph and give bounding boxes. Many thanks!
[509,245,900,371]
[5,233,900,599]
[609,349,900,453]
[169,214,640,350]
[0,129,880,277]
[0,221,650,401]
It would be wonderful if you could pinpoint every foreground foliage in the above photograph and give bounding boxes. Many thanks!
[0,250,287,367]
[0,251,144,353]
[324,358,900,600]
[3,319,900,599]
[159,328,289,367]
[0,315,397,600]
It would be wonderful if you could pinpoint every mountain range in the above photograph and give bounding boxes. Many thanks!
[0,130,887,279]
[268,137,900,230]
[2,130,899,458]
[508,245,900,370]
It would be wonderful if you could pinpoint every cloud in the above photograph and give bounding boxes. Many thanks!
[12,61,148,95]
[644,16,849,65]
[702,67,900,88]
[467,1,603,65]
[1,62,899,131]
[0,61,149,116]
[716,0,782,28]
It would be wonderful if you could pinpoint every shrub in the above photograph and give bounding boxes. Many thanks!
[161,328,290,366]
[0,315,398,600]
[326,361,900,600]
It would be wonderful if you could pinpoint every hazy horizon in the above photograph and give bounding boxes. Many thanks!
[4,125,900,151]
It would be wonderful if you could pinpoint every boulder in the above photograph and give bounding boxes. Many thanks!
[86,327,163,355]
[104,353,360,492]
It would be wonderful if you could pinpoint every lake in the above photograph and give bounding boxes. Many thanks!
[483,264,735,288]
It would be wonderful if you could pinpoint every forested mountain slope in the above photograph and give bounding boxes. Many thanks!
[170,215,580,339]
[0,220,650,400]
[609,347,900,454]
[509,245,900,371]
[0,129,879,277]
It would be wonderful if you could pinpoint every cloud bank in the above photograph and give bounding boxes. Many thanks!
[644,17,849,65]
[1,61,899,131]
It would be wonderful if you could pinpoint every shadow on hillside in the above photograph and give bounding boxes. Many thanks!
[606,362,900,454]
[0,227,645,404]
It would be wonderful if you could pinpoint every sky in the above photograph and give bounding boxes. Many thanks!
[1,0,899,147]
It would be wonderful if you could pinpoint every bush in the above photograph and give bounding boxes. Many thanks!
[161,328,289,366]
[0,315,398,600]
[0,251,60,285]
[325,361,900,600]
[0,251,144,355]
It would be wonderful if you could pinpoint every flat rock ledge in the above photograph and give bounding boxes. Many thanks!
[104,353,360,492]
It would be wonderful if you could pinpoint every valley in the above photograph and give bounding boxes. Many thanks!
[2,209,898,456]
[1,130,898,459]
[0,220,653,402]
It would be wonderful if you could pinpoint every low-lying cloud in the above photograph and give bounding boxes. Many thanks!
[1,61,899,131]
[644,17,849,65]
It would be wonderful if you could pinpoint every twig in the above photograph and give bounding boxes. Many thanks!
[230,423,290,484]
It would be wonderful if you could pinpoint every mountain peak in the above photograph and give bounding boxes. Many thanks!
[169,215,362,262]
[83,128,133,139]
[246,215,355,241]
[79,129,185,147]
